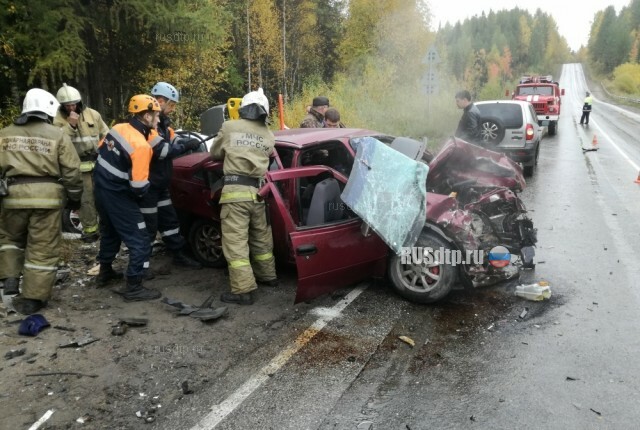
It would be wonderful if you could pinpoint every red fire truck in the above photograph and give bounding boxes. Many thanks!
[512,75,565,136]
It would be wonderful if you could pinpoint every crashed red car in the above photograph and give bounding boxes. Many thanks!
[170,128,537,304]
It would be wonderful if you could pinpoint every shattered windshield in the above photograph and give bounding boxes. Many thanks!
[341,137,428,254]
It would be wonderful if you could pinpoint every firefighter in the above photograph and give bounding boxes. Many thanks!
[0,89,83,314]
[144,82,202,269]
[210,87,278,305]
[54,84,109,242]
[93,95,161,301]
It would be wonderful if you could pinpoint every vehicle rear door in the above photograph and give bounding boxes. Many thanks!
[265,167,389,303]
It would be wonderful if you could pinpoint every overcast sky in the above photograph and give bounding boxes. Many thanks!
[429,0,631,51]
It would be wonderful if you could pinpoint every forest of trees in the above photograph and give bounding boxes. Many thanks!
[588,0,640,96]
[0,0,592,138]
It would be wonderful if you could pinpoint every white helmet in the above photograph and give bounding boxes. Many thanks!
[241,87,269,114]
[56,83,81,104]
[151,82,180,103]
[22,88,60,118]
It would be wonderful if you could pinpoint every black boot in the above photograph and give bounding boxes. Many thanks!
[121,276,161,302]
[172,250,202,269]
[81,231,100,243]
[2,277,19,295]
[257,278,279,287]
[12,296,47,315]
[220,291,254,305]
[96,264,124,287]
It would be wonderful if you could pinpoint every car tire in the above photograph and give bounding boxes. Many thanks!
[388,230,456,303]
[62,209,82,234]
[479,116,506,145]
[548,120,557,136]
[188,218,226,268]
[523,164,534,177]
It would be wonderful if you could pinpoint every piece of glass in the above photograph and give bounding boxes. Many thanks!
[341,137,428,254]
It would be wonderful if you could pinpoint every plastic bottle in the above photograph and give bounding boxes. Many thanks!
[514,281,551,301]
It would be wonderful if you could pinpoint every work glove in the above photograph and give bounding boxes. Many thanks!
[183,139,202,152]
[66,198,81,211]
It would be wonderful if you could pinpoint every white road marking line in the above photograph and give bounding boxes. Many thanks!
[590,121,640,172]
[28,409,55,430]
[190,283,369,430]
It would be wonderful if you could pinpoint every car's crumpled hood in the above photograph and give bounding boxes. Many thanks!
[341,137,428,254]
[428,138,526,191]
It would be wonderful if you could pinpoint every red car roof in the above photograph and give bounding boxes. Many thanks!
[274,128,384,148]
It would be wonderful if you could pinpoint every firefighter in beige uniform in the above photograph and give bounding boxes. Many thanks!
[0,89,82,315]
[53,84,109,242]
[210,88,278,305]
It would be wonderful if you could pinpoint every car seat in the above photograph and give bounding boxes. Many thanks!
[305,178,344,226]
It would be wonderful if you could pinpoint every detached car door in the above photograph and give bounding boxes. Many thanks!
[264,167,389,303]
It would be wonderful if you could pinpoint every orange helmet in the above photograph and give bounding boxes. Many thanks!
[128,94,161,114]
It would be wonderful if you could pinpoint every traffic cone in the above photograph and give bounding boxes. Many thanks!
[634,171,640,184]
[592,135,598,147]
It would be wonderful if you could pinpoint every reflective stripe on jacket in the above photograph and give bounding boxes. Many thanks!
[0,120,82,208]
[210,118,274,203]
[94,120,152,197]
[53,107,109,164]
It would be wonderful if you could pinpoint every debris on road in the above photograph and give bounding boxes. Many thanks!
[5,348,26,360]
[18,314,50,336]
[59,334,99,348]
[515,282,551,301]
[566,376,579,381]
[519,308,528,319]
[590,408,602,416]
[26,371,98,378]
[398,335,415,347]
[181,381,193,395]
[162,296,227,321]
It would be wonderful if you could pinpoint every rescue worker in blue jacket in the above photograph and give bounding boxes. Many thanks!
[93,95,161,301]
[0,89,83,314]
[144,82,202,269]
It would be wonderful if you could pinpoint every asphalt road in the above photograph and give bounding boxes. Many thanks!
[158,64,640,430]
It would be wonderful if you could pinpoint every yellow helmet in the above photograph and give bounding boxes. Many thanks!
[128,94,161,114]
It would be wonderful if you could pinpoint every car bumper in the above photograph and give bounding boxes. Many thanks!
[499,144,536,163]
[537,115,559,122]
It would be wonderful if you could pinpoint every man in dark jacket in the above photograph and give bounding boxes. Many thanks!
[454,90,481,144]
[144,82,202,269]
[300,96,329,128]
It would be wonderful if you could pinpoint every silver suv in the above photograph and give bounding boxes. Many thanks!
[475,100,543,177]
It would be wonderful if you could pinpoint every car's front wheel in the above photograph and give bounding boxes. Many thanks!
[388,230,456,303]
[188,218,226,268]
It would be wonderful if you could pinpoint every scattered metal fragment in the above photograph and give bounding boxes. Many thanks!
[53,325,76,332]
[519,308,528,319]
[590,408,602,416]
[59,335,99,348]
[398,336,415,347]
[26,371,98,378]
[470,415,476,421]
[566,376,579,381]
[5,348,26,360]
[181,381,193,395]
